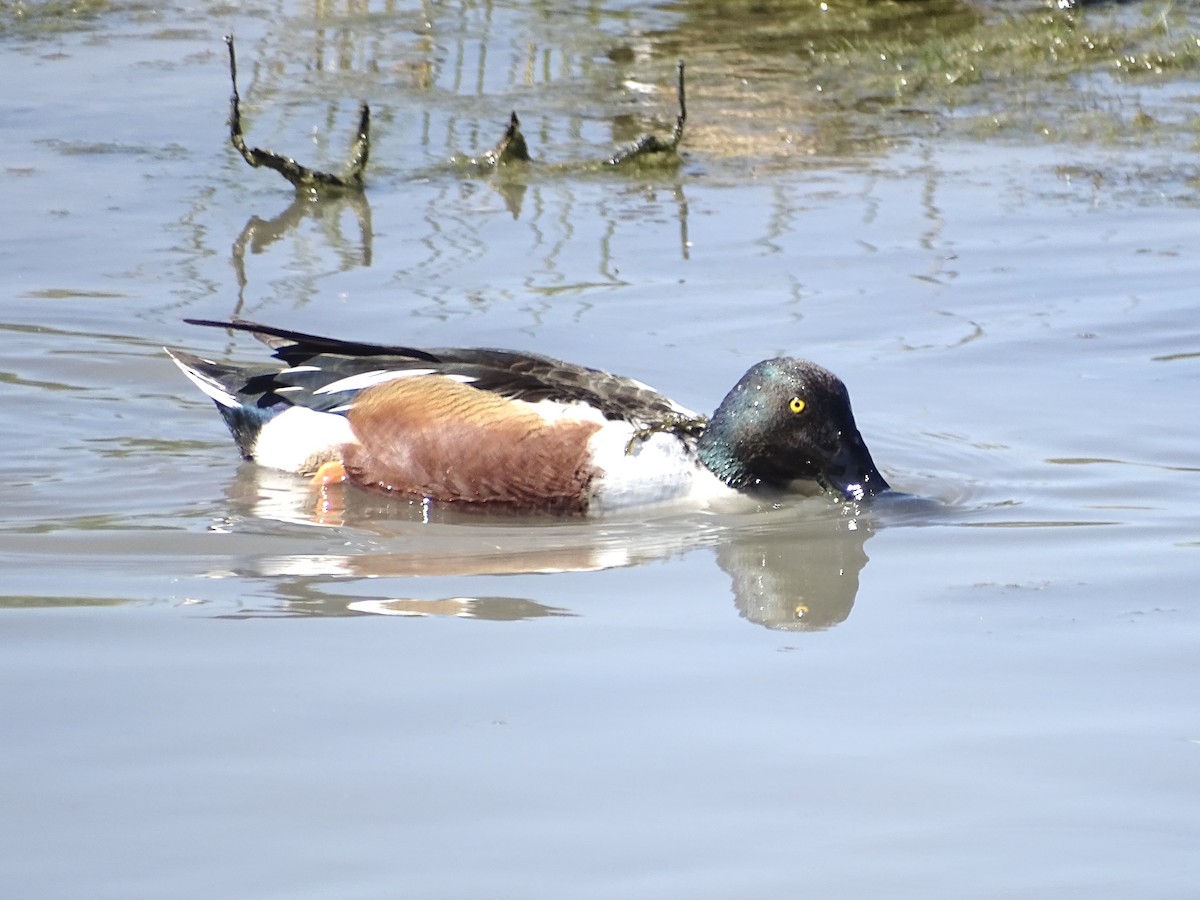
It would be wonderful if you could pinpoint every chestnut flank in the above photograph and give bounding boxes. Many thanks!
[343,376,602,513]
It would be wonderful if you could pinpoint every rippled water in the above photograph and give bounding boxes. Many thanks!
[2,1,1198,897]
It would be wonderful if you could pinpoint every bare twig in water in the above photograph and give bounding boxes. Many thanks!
[607,60,687,167]
[225,35,370,194]
[482,112,531,167]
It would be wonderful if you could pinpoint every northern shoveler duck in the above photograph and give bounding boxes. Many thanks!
[167,319,889,514]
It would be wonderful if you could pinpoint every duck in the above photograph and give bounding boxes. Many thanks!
[166,319,889,514]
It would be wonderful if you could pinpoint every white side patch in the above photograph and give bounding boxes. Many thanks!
[313,369,476,395]
[252,406,357,474]
[169,354,239,409]
[519,395,697,427]
[520,398,610,426]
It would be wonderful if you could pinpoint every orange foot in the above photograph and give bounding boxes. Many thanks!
[310,460,347,487]
[309,460,348,526]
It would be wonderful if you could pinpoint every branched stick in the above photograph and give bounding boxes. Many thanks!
[669,59,687,149]
[225,35,370,193]
[607,60,687,167]
[483,111,531,167]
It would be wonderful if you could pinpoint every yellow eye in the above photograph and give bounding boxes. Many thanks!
[789,397,806,414]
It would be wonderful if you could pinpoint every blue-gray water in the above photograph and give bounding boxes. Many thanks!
[1,1,1198,897]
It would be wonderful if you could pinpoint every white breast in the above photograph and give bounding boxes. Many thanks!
[587,422,736,512]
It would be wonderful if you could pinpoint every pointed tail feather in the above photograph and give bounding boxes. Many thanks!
[164,348,241,409]
[166,347,278,458]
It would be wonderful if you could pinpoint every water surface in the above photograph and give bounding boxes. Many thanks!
[1,1,1198,897]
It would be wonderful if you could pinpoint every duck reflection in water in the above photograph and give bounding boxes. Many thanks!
[208,465,876,631]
